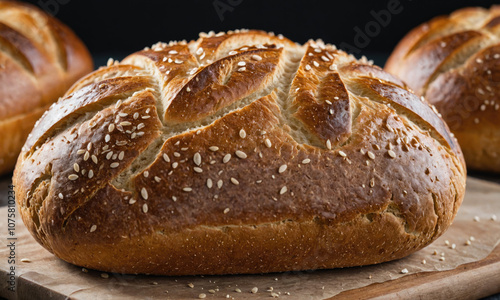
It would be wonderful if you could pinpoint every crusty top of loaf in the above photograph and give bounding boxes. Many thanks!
[14,30,465,267]
[0,0,93,121]
[385,6,500,130]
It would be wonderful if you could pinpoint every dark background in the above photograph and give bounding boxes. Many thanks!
[22,0,500,67]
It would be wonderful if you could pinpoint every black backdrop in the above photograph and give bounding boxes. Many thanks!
[23,0,500,66]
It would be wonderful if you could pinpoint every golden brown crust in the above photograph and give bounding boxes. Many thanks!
[385,6,500,172]
[0,0,93,175]
[14,30,466,275]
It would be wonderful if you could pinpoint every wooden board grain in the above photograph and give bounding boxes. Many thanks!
[333,244,500,300]
[1,177,499,300]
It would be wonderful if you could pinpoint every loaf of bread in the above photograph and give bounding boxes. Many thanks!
[0,0,93,175]
[14,30,466,275]
[386,6,500,173]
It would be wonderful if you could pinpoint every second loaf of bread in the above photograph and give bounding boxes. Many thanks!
[14,30,466,275]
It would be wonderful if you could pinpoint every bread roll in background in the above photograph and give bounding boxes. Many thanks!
[0,0,93,175]
[386,6,500,173]
[14,30,466,275]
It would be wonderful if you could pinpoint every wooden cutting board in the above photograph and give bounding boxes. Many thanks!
[1,177,499,300]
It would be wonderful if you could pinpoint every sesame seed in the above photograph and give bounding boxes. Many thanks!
[252,54,262,61]
[238,67,246,72]
[90,225,97,232]
[265,139,272,148]
[129,199,136,204]
[120,121,132,127]
[481,104,486,111]
[370,178,375,187]
[188,283,194,288]
[388,150,396,158]
[251,287,258,294]
[84,151,90,161]
[163,154,170,162]
[194,167,203,173]
[470,236,475,241]
[217,180,223,189]
[199,294,206,299]
[68,174,79,181]
[235,150,247,159]
[401,268,409,274]
[476,58,483,64]
[110,162,120,168]
[224,208,230,214]
[338,151,347,157]
[196,47,204,55]
[237,61,246,67]
[58,193,64,199]
[142,204,148,213]
[154,176,161,182]
[492,215,497,221]
[329,64,338,71]
[465,240,471,245]
[88,170,94,179]
[194,153,202,166]
[305,64,311,71]
[77,149,85,155]
[321,55,329,62]
[168,50,178,55]
[141,188,148,200]
[118,151,125,160]
[141,115,150,119]
[137,123,145,130]
[451,243,456,249]
[235,288,241,293]
[118,113,128,117]
[20,258,31,263]
[223,154,231,163]
[209,146,219,152]
[172,196,177,202]
[302,158,311,164]
[280,186,287,195]
[474,216,480,222]
[228,50,238,55]
[422,259,426,264]
[278,164,287,173]
[325,100,332,105]
[172,162,178,168]
[183,187,192,192]
[73,163,80,172]
[326,139,332,150]
[174,59,183,64]
[105,134,111,142]
[105,151,114,160]
[239,129,247,138]
[367,151,375,159]
[207,178,213,188]
[108,124,115,132]
[439,257,445,261]
[231,178,240,185]
[101,273,109,279]
[329,109,334,115]
[186,87,191,92]
[91,155,98,164]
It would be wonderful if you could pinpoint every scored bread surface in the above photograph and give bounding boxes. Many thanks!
[385,6,500,172]
[0,0,93,174]
[14,30,466,275]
